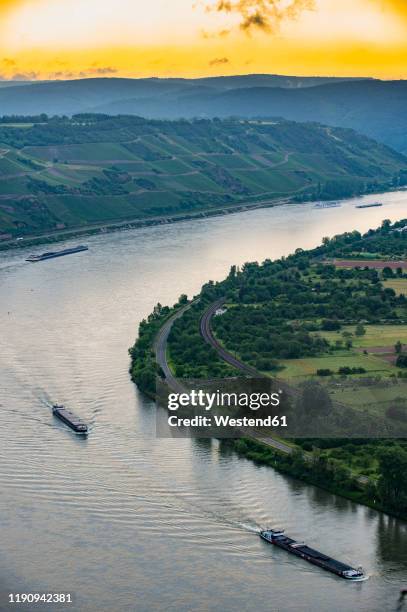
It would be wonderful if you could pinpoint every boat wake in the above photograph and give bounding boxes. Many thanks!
[237,522,262,534]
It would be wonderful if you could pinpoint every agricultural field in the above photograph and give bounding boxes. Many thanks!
[278,351,395,381]
[314,324,407,349]
[383,279,407,295]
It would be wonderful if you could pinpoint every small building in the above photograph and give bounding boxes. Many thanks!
[215,307,227,317]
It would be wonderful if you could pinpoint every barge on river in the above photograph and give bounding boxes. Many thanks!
[355,202,383,209]
[259,529,364,580]
[26,245,88,262]
[52,405,88,435]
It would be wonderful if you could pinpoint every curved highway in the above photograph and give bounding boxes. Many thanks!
[154,300,194,394]
[199,298,260,376]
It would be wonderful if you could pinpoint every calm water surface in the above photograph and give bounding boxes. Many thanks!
[1,192,407,612]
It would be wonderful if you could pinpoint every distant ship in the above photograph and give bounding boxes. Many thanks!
[355,202,383,209]
[26,245,88,262]
[313,201,341,209]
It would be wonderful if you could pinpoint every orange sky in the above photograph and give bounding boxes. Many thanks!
[0,0,406,80]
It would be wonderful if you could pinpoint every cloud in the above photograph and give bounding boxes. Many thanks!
[209,0,315,32]
[86,66,118,75]
[209,56,230,65]
[11,71,39,80]
[0,65,118,81]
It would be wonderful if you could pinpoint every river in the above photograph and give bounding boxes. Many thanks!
[0,192,406,612]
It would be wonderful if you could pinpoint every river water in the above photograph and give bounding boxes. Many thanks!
[1,192,407,612]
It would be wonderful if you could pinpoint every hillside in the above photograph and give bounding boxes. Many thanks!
[0,76,406,153]
[0,115,406,240]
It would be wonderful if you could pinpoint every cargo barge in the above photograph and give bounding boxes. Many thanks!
[26,245,88,262]
[259,529,364,580]
[355,202,383,209]
[52,405,88,434]
[314,201,341,209]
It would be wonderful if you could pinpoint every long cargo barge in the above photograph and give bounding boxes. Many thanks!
[26,245,88,262]
[52,405,88,435]
[355,202,383,209]
[259,529,364,580]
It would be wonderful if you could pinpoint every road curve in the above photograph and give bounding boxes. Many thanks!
[200,298,260,376]
[154,301,195,394]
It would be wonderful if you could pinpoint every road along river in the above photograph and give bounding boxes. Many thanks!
[0,192,406,611]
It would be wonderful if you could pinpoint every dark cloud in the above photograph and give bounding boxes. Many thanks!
[241,10,267,30]
[87,66,118,75]
[210,0,315,32]
[77,67,118,77]
[209,57,230,66]
[11,71,39,80]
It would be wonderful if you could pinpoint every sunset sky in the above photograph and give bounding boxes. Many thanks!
[0,0,407,80]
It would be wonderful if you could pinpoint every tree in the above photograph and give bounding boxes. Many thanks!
[377,447,407,510]
[177,294,188,305]
[382,267,394,279]
[355,323,366,336]
[396,354,407,368]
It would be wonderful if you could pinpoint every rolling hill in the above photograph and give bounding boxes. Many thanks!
[0,114,406,240]
[0,76,406,153]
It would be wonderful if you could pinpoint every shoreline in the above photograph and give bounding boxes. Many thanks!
[0,196,291,253]
[2,184,406,253]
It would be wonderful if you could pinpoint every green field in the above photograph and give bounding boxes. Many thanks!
[278,352,394,380]
[328,380,407,414]
[316,324,407,348]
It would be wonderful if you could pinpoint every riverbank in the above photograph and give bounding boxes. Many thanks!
[2,182,406,254]
[0,195,290,253]
[226,438,407,521]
